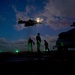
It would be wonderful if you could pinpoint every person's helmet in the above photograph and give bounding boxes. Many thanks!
[38,33,40,35]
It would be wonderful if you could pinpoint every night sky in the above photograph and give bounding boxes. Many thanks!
[0,0,75,52]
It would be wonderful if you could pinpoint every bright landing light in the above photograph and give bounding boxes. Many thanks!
[36,18,43,23]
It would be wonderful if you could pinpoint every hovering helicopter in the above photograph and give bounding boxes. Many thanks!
[18,18,42,27]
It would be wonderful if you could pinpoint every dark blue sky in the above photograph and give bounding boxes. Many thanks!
[0,0,74,51]
[0,0,47,41]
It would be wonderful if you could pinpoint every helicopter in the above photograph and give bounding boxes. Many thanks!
[71,22,75,27]
[18,18,42,27]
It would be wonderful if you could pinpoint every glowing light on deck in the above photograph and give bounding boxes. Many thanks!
[16,50,19,53]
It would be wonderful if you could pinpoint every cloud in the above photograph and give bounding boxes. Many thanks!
[12,0,75,30]
[12,5,18,13]
[55,0,75,17]
[14,24,26,31]
[39,0,75,29]
[0,35,57,52]
[0,38,9,44]
[0,38,28,52]
[12,4,36,31]
[45,35,57,41]
[30,34,57,45]
[11,39,28,51]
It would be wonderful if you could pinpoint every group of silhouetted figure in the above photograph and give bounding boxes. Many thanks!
[28,33,50,52]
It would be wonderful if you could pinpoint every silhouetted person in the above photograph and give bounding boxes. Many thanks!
[56,38,64,51]
[36,33,41,52]
[28,37,35,52]
[44,40,50,51]
[56,38,62,51]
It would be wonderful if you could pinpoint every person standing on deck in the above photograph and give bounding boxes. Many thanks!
[44,40,50,51]
[28,37,35,52]
[36,33,41,52]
